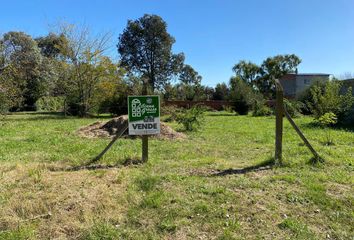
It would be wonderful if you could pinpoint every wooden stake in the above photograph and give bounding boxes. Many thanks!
[275,79,284,165]
[90,121,128,164]
[284,110,322,162]
[142,135,148,162]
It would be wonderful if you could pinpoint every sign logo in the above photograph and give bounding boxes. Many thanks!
[128,96,160,135]
[132,99,143,117]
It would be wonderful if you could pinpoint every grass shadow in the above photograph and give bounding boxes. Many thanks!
[210,157,275,176]
[48,157,143,172]
[207,113,237,117]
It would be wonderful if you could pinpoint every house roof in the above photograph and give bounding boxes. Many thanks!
[286,73,331,76]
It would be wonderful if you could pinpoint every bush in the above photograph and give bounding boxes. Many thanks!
[161,105,181,122]
[229,76,266,115]
[284,99,304,118]
[301,80,354,124]
[0,90,10,115]
[222,105,234,113]
[252,100,272,116]
[317,112,337,145]
[99,94,128,116]
[176,106,205,131]
[233,100,250,115]
[35,96,65,112]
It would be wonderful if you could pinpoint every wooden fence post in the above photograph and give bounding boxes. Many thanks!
[142,83,149,163]
[142,135,148,162]
[275,79,284,165]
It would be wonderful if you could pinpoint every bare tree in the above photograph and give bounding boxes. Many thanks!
[54,23,114,116]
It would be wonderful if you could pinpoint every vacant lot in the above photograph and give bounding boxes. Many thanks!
[0,112,353,239]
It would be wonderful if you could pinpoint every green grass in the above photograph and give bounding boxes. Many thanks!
[0,112,353,239]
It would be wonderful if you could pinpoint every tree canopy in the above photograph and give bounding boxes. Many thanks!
[117,14,185,93]
[232,54,302,97]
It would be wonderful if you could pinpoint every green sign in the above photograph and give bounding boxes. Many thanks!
[128,95,160,135]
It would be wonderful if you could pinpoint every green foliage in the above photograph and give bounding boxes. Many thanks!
[0,31,51,110]
[213,82,230,100]
[222,105,234,113]
[179,64,202,85]
[0,91,11,115]
[303,80,354,125]
[232,60,260,85]
[35,96,65,112]
[118,14,185,92]
[232,54,301,97]
[284,99,304,118]
[252,100,272,116]
[176,106,205,131]
[317,112,338,145]
[318,112,338,126]
[161,105,181,122]
[230,76,264,115]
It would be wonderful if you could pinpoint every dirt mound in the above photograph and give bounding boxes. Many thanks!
[77,115,186,140]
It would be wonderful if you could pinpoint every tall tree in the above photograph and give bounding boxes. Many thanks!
[260,54,301,79]
[117,14,184,94]
[56,23,114,116]
[179,64,202,85]
[258,54,301,96]
[213,83,230,100]
[0,32,49,110]
[232,60,260,86]
[35,33,69,59]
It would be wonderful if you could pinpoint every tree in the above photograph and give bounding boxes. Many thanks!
[229,76,264,115]
[56,23,114,116]
[117,14,184,94]
[258,54,301,96]
[35,33,69,59]
[232,60,260,86]
[0,31,49,110]
[179,64,202,85]
[305,80,354,124]
[213,83,230,100]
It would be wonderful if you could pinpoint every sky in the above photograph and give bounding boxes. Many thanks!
[1,0,354,86]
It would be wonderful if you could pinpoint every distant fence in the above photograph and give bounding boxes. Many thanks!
[163,100,232,111]
[163,100,278,111]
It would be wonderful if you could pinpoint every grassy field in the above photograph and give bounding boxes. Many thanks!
[0,112,353,239]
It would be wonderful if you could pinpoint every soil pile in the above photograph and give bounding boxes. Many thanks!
[77,115,186,140]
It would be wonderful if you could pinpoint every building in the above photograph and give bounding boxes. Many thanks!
[279,73,330,98]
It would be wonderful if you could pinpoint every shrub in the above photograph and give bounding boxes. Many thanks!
[35,96,65,112]
[161,105,181,122]
[233,99,249,115]
[252,100,272,116]
[99,94,128,116]
[283,99,304,118]
[0,90,10,115]
[317,112,337,145]
[176,106,205,131]
[301,80,354,124]
[229,76,265,115]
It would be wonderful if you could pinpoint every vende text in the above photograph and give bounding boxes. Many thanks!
[132,123,158,130]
